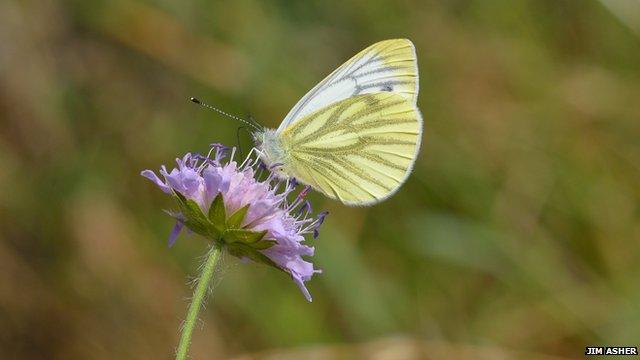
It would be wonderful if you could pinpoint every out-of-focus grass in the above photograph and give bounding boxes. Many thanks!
[1,0,639,359]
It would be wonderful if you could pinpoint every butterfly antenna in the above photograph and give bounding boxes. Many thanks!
[247,114,262,130]
[190,97,261,130]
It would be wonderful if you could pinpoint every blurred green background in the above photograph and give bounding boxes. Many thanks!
[1,0,639,359]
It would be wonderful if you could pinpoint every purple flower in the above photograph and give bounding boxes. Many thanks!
[142,146,326,301]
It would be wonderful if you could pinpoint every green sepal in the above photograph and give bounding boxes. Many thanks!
[226,242,281,270]
[172,191,277,259]
[250,239,277,250]
[226,204,249,229]
[207,193,226,234]
[222,229,268,244]
[173,191,220,238]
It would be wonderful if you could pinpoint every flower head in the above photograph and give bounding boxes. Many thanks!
[142,145,325,301]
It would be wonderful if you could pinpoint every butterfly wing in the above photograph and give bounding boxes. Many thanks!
[277,39,418,133]
[279,92,422,205]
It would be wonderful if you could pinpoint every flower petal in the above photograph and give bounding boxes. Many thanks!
[168,221,184,247]
[291,272,312,302]
[141,170,172,194]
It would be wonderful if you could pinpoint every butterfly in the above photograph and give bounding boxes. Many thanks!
[255,39,423,206]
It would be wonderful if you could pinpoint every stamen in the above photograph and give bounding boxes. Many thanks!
[295,200,312,216]
[205,145,216,159]
[209,142,226,149]
[239,147,260,169]
[297,185,311,199]
[317,211,328,225]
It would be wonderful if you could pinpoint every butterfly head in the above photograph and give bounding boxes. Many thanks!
[253,128,289,179]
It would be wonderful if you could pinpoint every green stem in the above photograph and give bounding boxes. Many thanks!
[176,242,222,360]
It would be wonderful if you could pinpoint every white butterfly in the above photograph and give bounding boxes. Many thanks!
[255,39,423,206]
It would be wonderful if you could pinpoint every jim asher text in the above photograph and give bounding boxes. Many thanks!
[585,347,638,356]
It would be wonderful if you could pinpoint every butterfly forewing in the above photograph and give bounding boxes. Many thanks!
[277,39,418,132]
[280,92,422,205]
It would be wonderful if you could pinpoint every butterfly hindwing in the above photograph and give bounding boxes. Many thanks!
[279,92,422,205]
[276,39,418,133]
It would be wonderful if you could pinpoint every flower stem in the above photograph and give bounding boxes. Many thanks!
[176,242,222,360]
